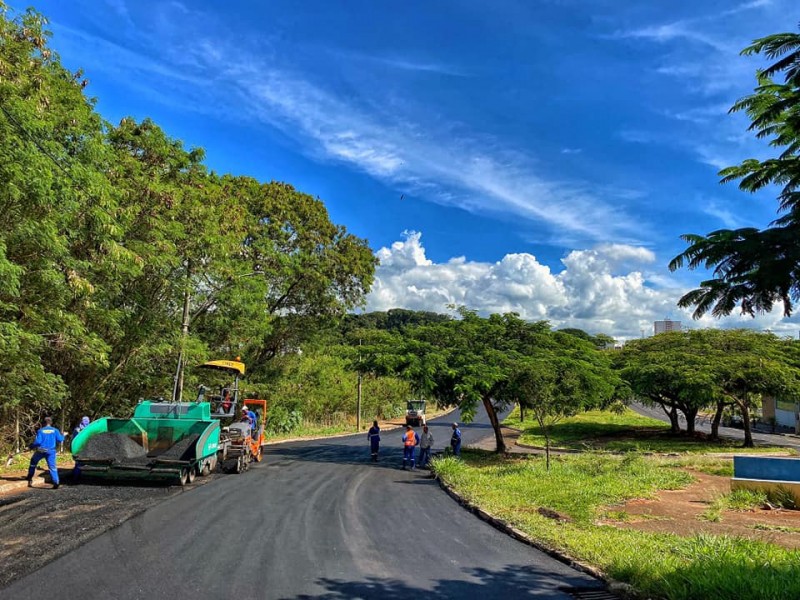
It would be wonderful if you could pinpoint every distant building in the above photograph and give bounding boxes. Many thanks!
[654,319,681,335]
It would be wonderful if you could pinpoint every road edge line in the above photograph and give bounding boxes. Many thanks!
[434,475,637,599]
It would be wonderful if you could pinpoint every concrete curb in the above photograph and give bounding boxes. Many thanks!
[434,475,638,599]
[0,479,28,495]
[262,406,458,446]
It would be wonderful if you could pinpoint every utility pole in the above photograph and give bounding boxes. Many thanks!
[173,260,192,403]
[357,339,362,431]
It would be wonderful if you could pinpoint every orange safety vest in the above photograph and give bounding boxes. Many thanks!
[403,430,417,446]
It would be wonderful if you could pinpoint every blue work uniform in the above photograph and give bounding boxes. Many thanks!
[27,425,65,485]
[246,410,257,433]
[367,426,381,461]
[450,427,462,457]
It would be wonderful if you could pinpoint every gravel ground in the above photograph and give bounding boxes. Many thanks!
[0,473,218,588]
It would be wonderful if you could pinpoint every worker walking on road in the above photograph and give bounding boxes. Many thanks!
[27,417,65,489]
[418,425,434,468]
[450,423,462,457]
[367,420,381,462]
[402,425,420,470]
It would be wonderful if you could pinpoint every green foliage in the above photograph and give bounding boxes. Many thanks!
[615,329,800,446]
[363,310,620,453]
[0,6,375,449]
[257,349,410,435]
[670,28,800,318]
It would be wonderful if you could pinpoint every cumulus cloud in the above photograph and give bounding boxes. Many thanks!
[367,232,800,340]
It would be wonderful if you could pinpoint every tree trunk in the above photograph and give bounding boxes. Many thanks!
[710,402,725,440]
[664,405,680,433]
[519,402,524,423]
[539,417,551,471]
[683,407,698,436]
[483,396,506,453]
[740,402,754,448]
[175,261,193,403]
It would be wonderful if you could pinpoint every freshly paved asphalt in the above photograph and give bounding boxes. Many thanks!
[3,408,605,600]
[631,402,800,450]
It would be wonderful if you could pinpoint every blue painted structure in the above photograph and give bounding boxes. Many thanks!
[733,455,800,482]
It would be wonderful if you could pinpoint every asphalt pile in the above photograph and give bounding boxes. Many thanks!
[77,433,149,464]
[157,434,199,461]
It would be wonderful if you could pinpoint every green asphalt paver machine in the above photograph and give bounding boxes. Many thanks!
[72,400,220,486]
[72,359,267,485]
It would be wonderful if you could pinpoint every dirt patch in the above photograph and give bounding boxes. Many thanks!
[603,471,800,549]
[0,471,217,590]
[469,426,523,452]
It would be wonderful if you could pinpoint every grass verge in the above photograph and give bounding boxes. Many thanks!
[507,408,792,454]
[433,450,800,600]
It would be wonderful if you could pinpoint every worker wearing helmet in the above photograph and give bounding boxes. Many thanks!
[401,425,419,470]
[241,406,256,434]
[450,423,462,457]
[27,417,65,489]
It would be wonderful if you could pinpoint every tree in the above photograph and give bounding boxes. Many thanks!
[616,329,800,446]
[670,28,800,318]
[365,311,618,454]
[616,332,719,435]
[507,346,616,469]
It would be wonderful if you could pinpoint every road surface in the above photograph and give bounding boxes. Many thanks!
[631,402,800,451]
[2,408,607,600]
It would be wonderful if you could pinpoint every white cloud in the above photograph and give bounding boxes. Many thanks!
[50,14,644,246]
[367,231,800,340]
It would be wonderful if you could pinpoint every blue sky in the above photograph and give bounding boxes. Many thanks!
[16,0,800,338]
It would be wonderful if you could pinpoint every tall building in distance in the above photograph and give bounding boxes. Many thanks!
[654,319,681,335]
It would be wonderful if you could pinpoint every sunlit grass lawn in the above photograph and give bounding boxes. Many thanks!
[506,408,791,454]
[434,450,800,600]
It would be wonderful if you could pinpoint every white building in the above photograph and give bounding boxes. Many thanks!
[654,319,681,335]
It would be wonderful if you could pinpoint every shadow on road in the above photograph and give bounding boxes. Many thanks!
[289,563,609,600]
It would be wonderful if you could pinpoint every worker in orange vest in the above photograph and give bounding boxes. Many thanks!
[401,425,420,470]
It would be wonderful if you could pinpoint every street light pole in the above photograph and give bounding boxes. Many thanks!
[357,339,362,431]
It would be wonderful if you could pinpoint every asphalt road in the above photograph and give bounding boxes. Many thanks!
[631,402,800,450]
[3,408,606,600]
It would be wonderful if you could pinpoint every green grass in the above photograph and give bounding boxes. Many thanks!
[265,422,356,441]
[508,408,792,454]
[3,451,74,472]
[433,450,800,600]
[701,489,768,522]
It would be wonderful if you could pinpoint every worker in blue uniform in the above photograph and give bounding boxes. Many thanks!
[450,423,462,457]
[241,406,257,434]
[367,420,381,462]
[27,416,65,489]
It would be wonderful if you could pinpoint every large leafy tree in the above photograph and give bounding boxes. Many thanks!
[0,7,130,440]
[365,310,618,453]
[507,338,617,469]
[0,6,377,449]
[616,329,800,446]
[670,29,800,318]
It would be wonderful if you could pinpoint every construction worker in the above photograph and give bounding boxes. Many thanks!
[367,420,381,462]
[450,422,462,457]
[27,417,64,489]
[401,424,420,470]
[72,416,90,438]
[220,387,233,415]
[241,406,256,434]
[418,425,434,468]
